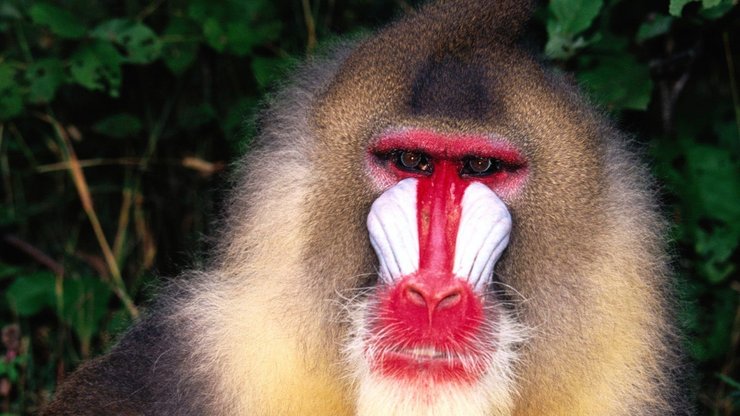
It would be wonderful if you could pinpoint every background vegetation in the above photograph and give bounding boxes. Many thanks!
[0,0,737,414]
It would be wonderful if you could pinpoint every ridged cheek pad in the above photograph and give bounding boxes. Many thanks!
[367,177,512,291]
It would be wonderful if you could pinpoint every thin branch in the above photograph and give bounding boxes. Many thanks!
[74,251,110,279]
[136,0,166,21]
[301,0,317,54]
[36,156,224,175]
[35,112,139,319]
[181,156,225,176]
[2,234,64,276]
[113,187,134,262]
[36,157,143,173]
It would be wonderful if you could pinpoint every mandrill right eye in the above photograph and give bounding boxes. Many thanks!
[392,150,433,174]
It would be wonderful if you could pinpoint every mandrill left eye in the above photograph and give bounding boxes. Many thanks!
[461,156,504,177]
[390,150,433,174]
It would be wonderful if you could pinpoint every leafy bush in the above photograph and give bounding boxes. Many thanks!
[0,0,737,414]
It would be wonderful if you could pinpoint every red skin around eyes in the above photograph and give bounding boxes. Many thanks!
[366,129,528,198]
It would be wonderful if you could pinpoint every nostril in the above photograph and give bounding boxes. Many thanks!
[384,276,481,335]
[402,282,465,312]
[436,291,461,310]
[405,286,427,307]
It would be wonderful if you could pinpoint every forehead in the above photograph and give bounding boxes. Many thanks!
[409,54,493,121]
[314,45,528,139]
[312,30,602,170]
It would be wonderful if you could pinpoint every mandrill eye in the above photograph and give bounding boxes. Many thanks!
[461,156,504,177]
[393,150,433,174]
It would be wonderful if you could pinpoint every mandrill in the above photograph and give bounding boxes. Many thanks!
[43,0,690,415]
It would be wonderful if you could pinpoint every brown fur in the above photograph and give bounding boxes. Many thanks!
[43,1,689,415]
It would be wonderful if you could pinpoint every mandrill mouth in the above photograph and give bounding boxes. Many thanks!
[368,336,491,383]
[395,346,448,360]
[363,275,494,383]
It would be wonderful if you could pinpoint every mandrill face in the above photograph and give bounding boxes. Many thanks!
[344,129,530,415]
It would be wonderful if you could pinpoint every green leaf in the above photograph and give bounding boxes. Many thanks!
[688,290,736,361]
[702,0,721,7]
[176,103,216,130]
[106,308,133,340]
[59,276,112,346]
[636,15,673,43]
[0,2,22,20]
[202,17,227,52]
[700,0,736,19]
[26,58,65,103]
[4,356,21,382]
[187,0,226,23]
[6,272,57,316]
[684,144,740,225]
[92,113,143,138]
[223,22,253,55]
[545,0,603,59]
[225,20,281,56]
[28,2,86,39]
[162,17,201,74]
[0,64,23,120]
[223,96,258,153]
[251,56,292,89]
[0,263,25,280]
[588,32,628,53]
[70,41,123,96]
[0,63,16,90]
[188,0,281,56]
[545,32,591,60]
[669,0,698,16]
[549,0,604,35]
[577,54,654,111]
[695,226,739,263]
[92,19,162,64]
[715,121,740,154]
[717,374,740,391]
[695,227,738,283]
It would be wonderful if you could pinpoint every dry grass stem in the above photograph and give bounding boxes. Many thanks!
[36,112,139,319]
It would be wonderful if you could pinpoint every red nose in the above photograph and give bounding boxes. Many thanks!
[395,275,470,327]
[404,280,462,311]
